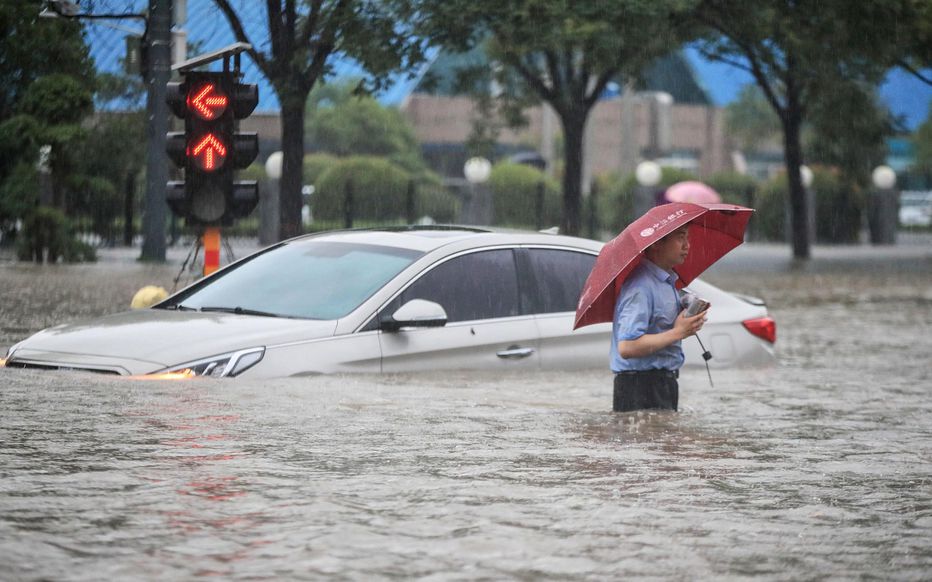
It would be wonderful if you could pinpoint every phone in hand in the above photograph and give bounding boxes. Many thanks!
[684,298,710,317]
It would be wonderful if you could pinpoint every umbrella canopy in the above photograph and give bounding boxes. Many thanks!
[665,181,722,204]
[574,202,753,330]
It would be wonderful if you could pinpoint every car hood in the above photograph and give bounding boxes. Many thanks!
[10,309,338,374]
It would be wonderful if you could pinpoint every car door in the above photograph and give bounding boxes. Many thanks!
[522,247,611,370]
[376,248,540,372]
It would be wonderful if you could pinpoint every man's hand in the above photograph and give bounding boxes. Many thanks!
[673,308,708,340]
[617,307,709,359]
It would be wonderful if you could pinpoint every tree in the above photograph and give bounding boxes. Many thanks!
[914,103,932,173]
[408,0,697,236]
[724,85,781,153]
[14,74,94,210]
[213,0,426,240]
[695,0,928,258]
[0,0,94,122]
[0,0,94,230]
[305,81,429,176]
[805,82,895,186]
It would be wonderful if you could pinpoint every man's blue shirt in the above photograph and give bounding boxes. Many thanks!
[610,259,684,373]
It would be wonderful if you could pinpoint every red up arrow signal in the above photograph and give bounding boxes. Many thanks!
[189,133,228,172]
[187,83,228,120]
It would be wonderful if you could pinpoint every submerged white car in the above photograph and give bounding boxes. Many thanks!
[2,227,776,378]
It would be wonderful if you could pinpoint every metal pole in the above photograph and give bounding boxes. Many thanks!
[140,0,172,261]
[344,179,354,229]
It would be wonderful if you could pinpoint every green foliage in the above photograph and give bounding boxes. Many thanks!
[704,172,758,206]
[753,177,788,242]
[725,85,781,152]
[415,184,460,224]
[15,207,95,263]
[0,162,39,225]
[914,102,932,172]
[812,170,864,244]
[704,171,762,238]
[0,115,41,180]
[240,162,266,183]
[215,2,427,237]
[753,169,864,244]
[695,0,922,256]
[487,162,560,228]
[805,83,894,186]
[408,0,697,235]
[0,0,94,120]
[314,156,458,224]
[303,153,340,186]
[70,175,120,242]
[599,167,697,233]
[306,83,430,177]
[15,74,93,125]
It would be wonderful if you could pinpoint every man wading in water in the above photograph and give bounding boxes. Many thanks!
[611,225,707,412]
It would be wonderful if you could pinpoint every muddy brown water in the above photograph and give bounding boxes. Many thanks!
[1,239,930,580]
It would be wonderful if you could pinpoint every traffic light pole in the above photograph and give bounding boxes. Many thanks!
[140,0,173,262]
[202,227,221,276]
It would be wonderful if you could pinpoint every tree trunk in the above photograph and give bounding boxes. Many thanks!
[560,111,586,236]
[123,172,135,246]
[782,107,810,259]
[278,94,307,241]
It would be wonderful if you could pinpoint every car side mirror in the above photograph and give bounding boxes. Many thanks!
[380,299,448,332]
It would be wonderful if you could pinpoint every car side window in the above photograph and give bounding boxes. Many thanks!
[527,249,596,314]
[385,249,521,323]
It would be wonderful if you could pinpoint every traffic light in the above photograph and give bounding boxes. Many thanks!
[166,72,259,226]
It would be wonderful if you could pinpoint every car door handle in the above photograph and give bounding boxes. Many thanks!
[496,346,535,359]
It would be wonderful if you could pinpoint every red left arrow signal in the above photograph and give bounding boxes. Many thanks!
[188,133,228,171]
[187,83,228,120]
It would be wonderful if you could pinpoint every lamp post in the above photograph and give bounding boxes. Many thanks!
[869,165,898,245]
[262,152,283,245]
[800,164,816,245]
[463,157,492,225]
[634,160,661,218]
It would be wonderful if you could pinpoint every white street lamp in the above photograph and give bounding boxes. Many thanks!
[464,157,492,184]
[871,165,896,190]
[869,165,898,245]
[633,160,661,217]
[265,151,283,180]
[463,157,492,225]
[800,165,814,188]
[635,160,662,187]
[261,152,284,245]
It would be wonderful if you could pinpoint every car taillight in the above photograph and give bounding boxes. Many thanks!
[743,317,776,343]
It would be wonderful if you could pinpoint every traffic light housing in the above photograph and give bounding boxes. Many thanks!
[166,72,259,226]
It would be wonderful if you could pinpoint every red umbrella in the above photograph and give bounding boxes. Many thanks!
[574,202,753,330]
[665,181,722,204]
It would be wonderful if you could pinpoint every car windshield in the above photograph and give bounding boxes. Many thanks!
[169,241,423,319]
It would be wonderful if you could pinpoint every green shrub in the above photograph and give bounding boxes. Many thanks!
[705,171,764,240]
[813,170,863,244]
[16,206,96,263]
[415,184,459,223]
[754,169,865,244]
[314,156,412,222]
[704,171,758,206]
[599,167,697,233]
[303,153,339,186]
[487,162,560,228]
[754,177,788,242]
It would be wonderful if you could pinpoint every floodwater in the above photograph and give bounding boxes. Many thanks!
[1,238,931,580]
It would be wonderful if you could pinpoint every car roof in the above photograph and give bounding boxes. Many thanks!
[285,225,604,254]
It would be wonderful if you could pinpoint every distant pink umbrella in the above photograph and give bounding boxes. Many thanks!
[665,181,722,204]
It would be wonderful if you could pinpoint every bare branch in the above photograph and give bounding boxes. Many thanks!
[214,0,268,72]
[584,68,618,110]
[897,59,932,86]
